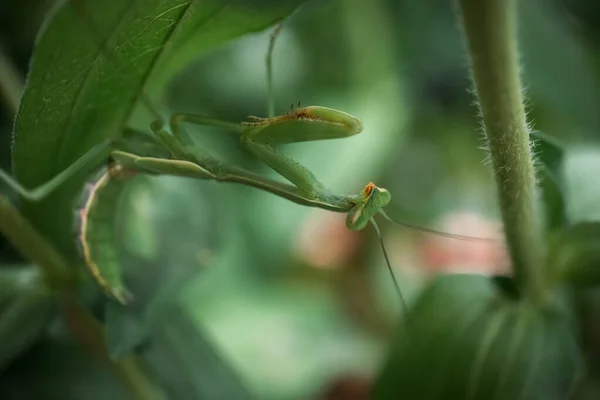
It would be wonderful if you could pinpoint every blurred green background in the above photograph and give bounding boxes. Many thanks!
[1,0,600,399]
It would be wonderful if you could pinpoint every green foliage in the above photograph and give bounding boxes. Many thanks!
[12,0,305,258]
[373,274,581,399]
[531,131,567,232]
[550,222,600,287]
[142,304,255,400]
[0,271,55,372]
[3,0,600,399]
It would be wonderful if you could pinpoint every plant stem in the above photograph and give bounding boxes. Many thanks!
[0,194,71,287]
[456,0,545,302]
[59,294,166,400]
[0,195,164,399]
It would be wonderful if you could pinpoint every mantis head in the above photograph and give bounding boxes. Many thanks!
[345,182,391,231]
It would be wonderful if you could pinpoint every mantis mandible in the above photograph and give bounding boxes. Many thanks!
[1,19,489,310]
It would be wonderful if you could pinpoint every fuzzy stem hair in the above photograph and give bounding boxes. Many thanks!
[456,0,546,303]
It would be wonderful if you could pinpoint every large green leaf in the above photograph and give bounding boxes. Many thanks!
[142,304,255,400]
[550,222,600,288]
[530,131,567,232]
[0,339,131,399]
[373,274,580,399]
[12,0,306,258]
[103,168,225,358]
[0,281,55,372]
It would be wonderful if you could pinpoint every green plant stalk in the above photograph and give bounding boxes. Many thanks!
[456,0,545,302]
[0,194,71,287]
[59,295,166,400]
[0,195,164,399]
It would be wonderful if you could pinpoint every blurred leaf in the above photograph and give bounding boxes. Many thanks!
[564,147,600,222]
[120,181,158,261]
[185,281,383,400]
[530,131,567,232]
[105,302,149,360]
[0,265,41,306]
[142,303,255,400]
[103,256,201,360]
[550,222,600,288]
[75,168,134,304]
[373,274,580,399]
[148,0,309,92]
[104,175,220,359]
[531,131,564,176]
[0,339,130,399]
[538,167,567,232]
[0,285,55,372]
[572,287,600,396]
[12,0,306,259]
[519,0,600,136]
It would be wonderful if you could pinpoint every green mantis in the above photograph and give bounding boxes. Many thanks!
[117,104,387,232]
[1,18,488,311]
[69,101,396,303]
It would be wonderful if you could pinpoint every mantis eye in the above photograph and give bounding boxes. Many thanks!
[369,185,391,208]
[345,184,391,231]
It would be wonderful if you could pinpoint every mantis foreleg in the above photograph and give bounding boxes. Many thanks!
[0,141,110,202]
[158,112,329,199]
[241,138,325,198]
[110,150,215,179]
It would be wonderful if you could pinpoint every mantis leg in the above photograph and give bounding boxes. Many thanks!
[110,149,348,213]
[0,141,110,202]
[148,114,241,163]
[148,120,197,162]
[159,111,328,198]
[110,150,215,179]
[241,138,325,198]
[168,114,242,142]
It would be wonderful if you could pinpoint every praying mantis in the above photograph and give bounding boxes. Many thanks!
[1,15,488,310]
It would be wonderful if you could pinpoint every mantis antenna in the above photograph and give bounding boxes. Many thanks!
[379,210,497,243]
[370,218,408,317]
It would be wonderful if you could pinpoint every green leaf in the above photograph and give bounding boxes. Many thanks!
[550,221,600,288]
[0,339,131,399]
[142,303,255,400]
[373,274,580,400]
[12,0,306,258]
[0,286,56,372]
[104,302,150,360]
[531,131,563,175]
[147,0,310,93]
[563,148,600,222]
[0,266,41,307]
[530,131,567,232]
[103,175,220,358]
[519,0,600,135]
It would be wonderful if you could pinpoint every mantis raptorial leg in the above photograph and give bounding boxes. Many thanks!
[152,105,362,199]
[0,142,110,202]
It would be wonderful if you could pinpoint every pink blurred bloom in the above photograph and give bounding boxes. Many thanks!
[418,212,510,275]
[295,210,363,269]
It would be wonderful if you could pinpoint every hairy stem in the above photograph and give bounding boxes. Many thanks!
[457,0,545,302]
